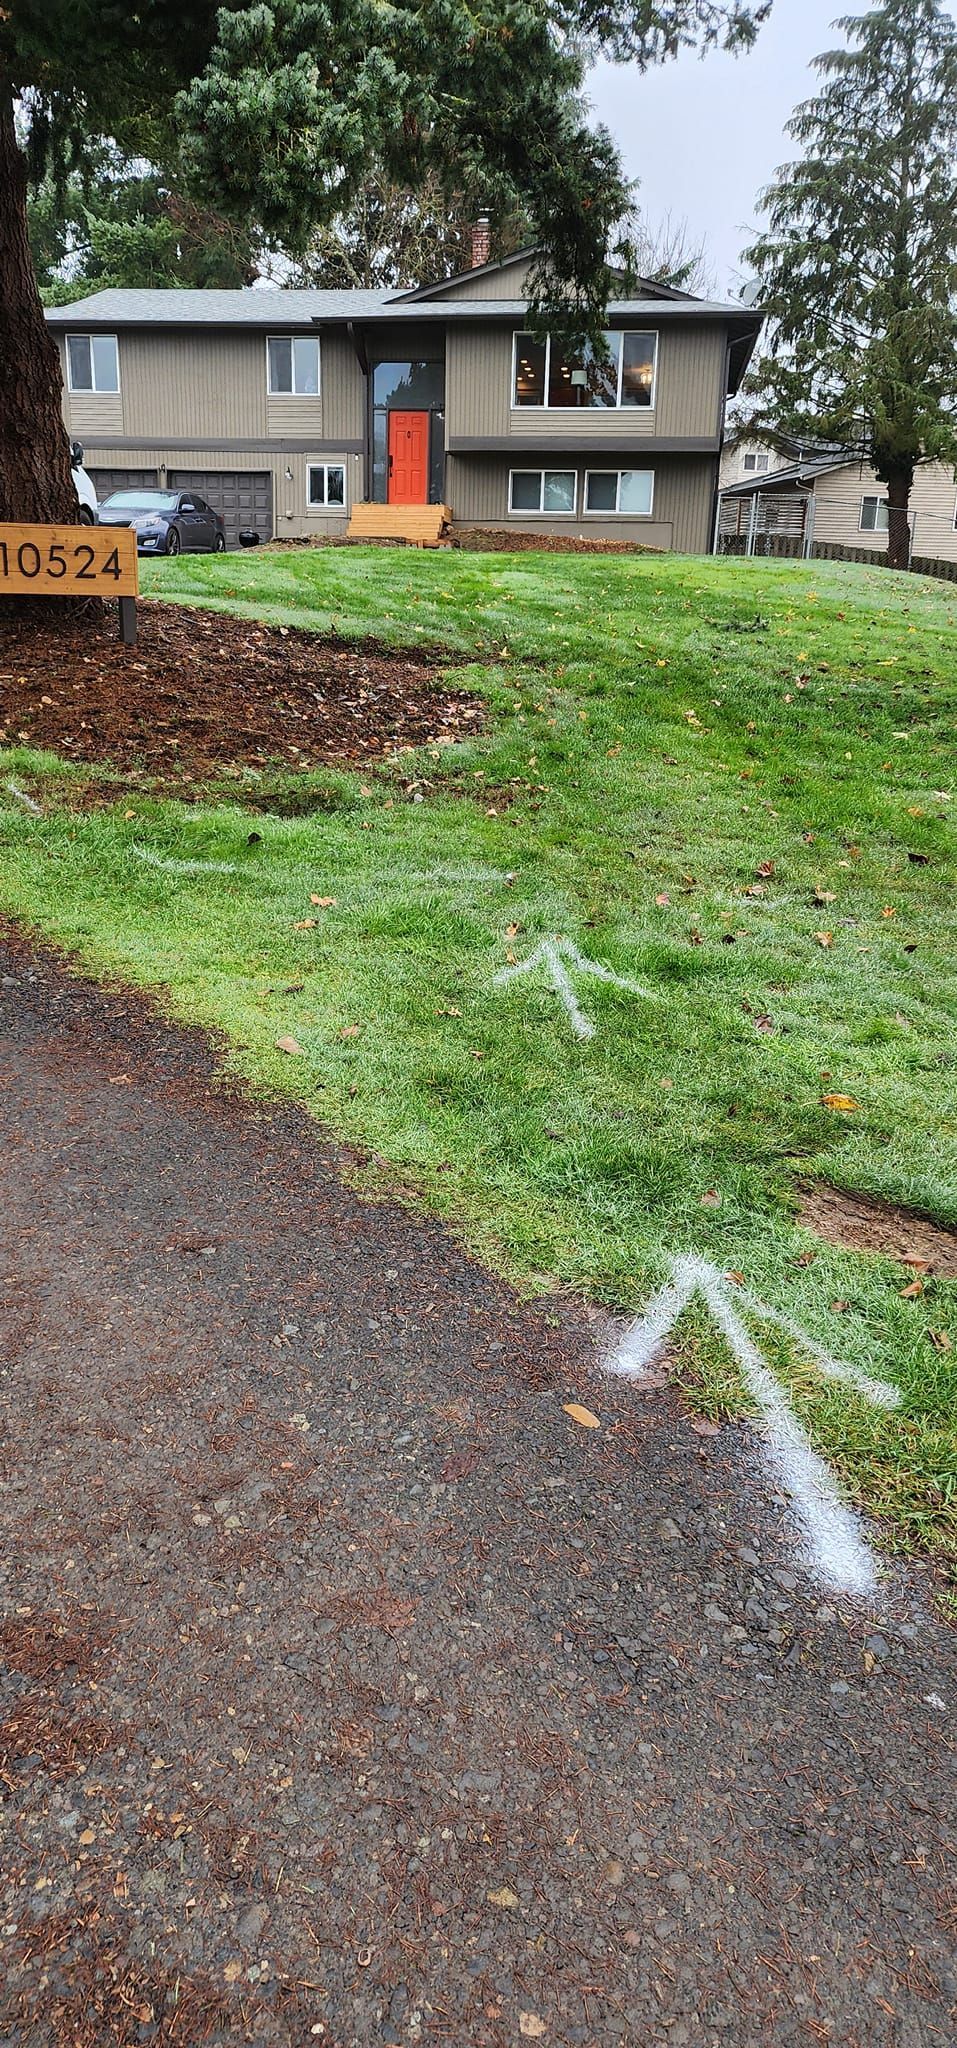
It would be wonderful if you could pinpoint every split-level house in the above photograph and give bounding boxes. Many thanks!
[46,248,761,551]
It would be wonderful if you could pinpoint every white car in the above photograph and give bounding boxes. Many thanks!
[71,441,97,524]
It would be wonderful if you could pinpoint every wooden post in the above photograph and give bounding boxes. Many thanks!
[0,521,138,640]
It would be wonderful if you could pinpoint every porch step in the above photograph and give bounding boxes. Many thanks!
[347,503,452,548]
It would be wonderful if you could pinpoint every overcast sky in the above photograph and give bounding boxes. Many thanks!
[588,0,956,296]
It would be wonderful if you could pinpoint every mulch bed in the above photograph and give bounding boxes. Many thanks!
[449,526,659,556]
[0,601,484,786]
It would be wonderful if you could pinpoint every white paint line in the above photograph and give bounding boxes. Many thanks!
[737,1288,901,1411]
[133,845,238,877]
[4,781,42,816]
[603,1253,885,1598]
[493,935,658,1040]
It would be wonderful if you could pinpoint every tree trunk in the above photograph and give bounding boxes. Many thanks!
[0,84,78,526]
[884,466,913,573]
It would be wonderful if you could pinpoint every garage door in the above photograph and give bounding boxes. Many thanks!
[89,467,159,499]
[169,471,273,551]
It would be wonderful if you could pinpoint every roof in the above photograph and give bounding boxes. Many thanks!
[720,454,858,497]
[45,284,760,331]
[394,244,705,306]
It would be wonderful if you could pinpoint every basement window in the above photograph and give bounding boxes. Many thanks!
[307,462,346,508]
[66,333,119,393]
[584,469,655,516]
[508,470,576,514]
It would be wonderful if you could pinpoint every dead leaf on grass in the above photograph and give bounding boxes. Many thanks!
[929,1330,953,1353]
[276,1034,305,1056]
[814,931,834,948]
[310,894,337,907]
[294,918,318,930]
[899,1280,924,1298]
[821,1093,859,1112]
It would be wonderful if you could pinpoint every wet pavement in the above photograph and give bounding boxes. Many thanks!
[1,934,954,2047]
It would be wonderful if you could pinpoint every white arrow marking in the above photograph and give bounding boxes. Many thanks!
[493,937,657,1040]
[133,845,238,876]
[4,780,42,816]
[606,1255,900,1597]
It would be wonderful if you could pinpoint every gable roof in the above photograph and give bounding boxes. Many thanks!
[392,245,704,305]
[720,454,858,497]
[45,284,760,329]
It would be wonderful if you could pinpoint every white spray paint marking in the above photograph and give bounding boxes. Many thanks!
[494,936,658,1041]
[133,844,238,877]
[606,1254,897,1597]
[4,781,42,816]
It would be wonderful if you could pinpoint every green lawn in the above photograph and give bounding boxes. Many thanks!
[2,545,956,1586]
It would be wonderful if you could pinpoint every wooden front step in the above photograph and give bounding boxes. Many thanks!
[347,503,452,548]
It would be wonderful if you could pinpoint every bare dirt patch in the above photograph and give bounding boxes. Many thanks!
[0,601,483,787]
[799,1182,957,1276]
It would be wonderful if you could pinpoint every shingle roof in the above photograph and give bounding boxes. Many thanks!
[720,455,857,496]
[45,286,759,328]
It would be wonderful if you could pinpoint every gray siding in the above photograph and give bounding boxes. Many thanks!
[446,323,726,444]
[77,441,362,540]
[428,255,536,301]
[60,327,365,447]
[447,454,715,553]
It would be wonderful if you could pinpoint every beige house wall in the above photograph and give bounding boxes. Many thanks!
[448,454,715,553]
[58,328,365,448]
[76,442,361,540]
[446,322,725,445]
[812,461,957,562]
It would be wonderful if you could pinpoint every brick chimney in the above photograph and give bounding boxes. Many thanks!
[470,215,491,271]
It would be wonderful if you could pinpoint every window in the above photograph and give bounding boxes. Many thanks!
[511,331,657,409]
[743,451,770,474]
[267,335,320,395]
[508,470,576,514]
[66,333,119,393]
[860,496,889,532]
[307,462,346,509]
[584,470,655,516]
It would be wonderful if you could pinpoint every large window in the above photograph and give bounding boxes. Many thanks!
[307,462,345,509]
[508,470,576,514]
[584,470,655,516]
[66,333,119,393]
[513,331,657,410]
[267,335,320,395]
[860,496,889,532]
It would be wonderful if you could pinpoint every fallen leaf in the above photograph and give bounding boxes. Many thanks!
[487,1885,519,1909]
[293,918,318,930]
[899,1280,924,1298]
[78,1827,96,1846]
[519,2018,546,2040]
[275,1034,305,1056]
[755,859,775,878]
[224,1961,243,1985]
[725,1270,745,1286]
[902,1255,931,1271]
[830,1300,850,1313]
[310,894,337,907]
[929,1330,953,1353]
[700,1188,721,1208]
[340,1024,360,1039]
[881,906,897,919]
[821,1093,859,1112]
[814,931,834,948]
[655,891,670,907]
[563,1402,601,1429]
[814,888,837,905]
[658,1077,673,1090]
[753,1013,775,1034]
[689,1416,721,1437]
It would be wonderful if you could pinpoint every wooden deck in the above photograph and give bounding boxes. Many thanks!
[346,503,452,548]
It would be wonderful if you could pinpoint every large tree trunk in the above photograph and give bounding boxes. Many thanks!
[884,465,913,573]
[0,84,78,525]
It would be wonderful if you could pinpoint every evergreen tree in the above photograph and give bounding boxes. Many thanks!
[1,0,767,537]
[29,145,261,304]
[745,0,957,570]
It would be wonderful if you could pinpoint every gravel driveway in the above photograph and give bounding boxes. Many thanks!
[1,933,954,2047]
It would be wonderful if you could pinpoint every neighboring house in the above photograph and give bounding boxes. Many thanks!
[46,249,761,551]
[718,453,957,565]
[718,428,843,491]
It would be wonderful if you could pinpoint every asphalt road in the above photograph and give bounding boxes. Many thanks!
[1,934,954,2048]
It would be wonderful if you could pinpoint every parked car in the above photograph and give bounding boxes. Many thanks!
[96,488,227,555]
[71,441,97,524]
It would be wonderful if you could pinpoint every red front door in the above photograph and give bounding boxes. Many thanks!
[388,411,429,504]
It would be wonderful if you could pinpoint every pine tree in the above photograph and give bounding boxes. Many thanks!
[1,0,766,544]
[745,0,957,570]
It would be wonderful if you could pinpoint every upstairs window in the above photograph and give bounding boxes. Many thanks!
[267,335,320,395]
[66,333,119,393]
[743,450,770,474]
[860,496,889,531]
[512,331,657,409]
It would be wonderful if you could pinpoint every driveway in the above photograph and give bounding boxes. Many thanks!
[1,933,954,2047]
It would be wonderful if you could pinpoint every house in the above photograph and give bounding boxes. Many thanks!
[45,249,761,552]
[718,428,841,491]
[718,452,957,568]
